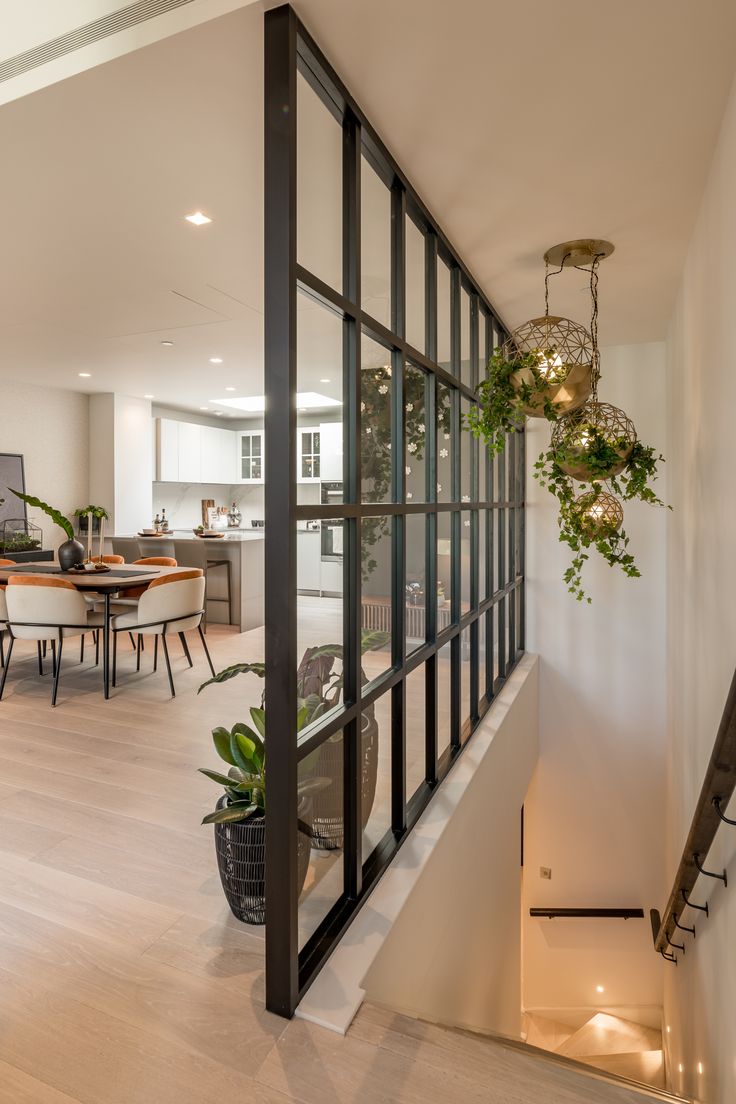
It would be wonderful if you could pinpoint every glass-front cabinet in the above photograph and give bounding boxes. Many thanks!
[298,426,320,482]
[239,430,264,483]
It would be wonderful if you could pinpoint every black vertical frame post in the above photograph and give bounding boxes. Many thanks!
[343,105,362,900]
[264,3,299,1018]
[391,183,407,832]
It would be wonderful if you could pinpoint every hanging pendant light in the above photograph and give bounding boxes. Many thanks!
[573,488,624,538]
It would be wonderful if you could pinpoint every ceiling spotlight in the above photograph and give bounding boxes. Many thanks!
[185,211,212,226]
[320,378,331,383]
[160,340,174,347]
[595,985,605,994]
[200,406,210,411]
[144,394,155,399]
[225,386,236,392]
[209,357,223,364]
[78,372,91,378]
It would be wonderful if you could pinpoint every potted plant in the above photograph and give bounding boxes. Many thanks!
[199,680,327,924]
[74,504,110,562]
[199,630,388,856]
[9,489,83,570]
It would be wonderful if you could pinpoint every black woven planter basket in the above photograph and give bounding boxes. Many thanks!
[309,714,379,851]
[214,803,310,924]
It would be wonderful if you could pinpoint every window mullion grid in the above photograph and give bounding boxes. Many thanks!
[468,294,479,717]
[507,429,517,663]
[519,425,526,652]
[424,231,438,783]
[496,440,507,683]
[342,106,362,901]
[450,265,461,750]
[390,182,407,832]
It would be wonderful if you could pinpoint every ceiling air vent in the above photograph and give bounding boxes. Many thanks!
[0,0,197,84]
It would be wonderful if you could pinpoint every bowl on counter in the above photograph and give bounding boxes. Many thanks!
[193,529,226,539]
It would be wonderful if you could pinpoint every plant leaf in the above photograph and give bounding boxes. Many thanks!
[8,489,74,540]
[197,662,266,694]
[212,726,236,766]
[201,802,258,825]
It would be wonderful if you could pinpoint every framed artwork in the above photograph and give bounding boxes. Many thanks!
[0,454,27,528]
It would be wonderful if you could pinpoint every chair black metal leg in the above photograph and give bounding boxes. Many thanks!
[37,641,44,676]
[0,629,4,669]
[112,631,118,688]
[154,635,158,672]
[198,623,216,678]
[51,637,64,707]
[95,629,100,667]
[42,640,47,658]
[80,633,85,664]
[136,634,142,672]
[0,635,14,699]
[161,634,175,698]
[129,631,137,651]
[179,632,193,667]
[51,639,57,678]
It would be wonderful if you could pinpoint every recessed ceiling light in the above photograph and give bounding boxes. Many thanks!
[160,340,174,347]
[225,386,236,392]
[698,1063,703,1075]
[185,211,212,226]
[78,372,91,378]
[200,406,210,411]
[144,394,155,399]
[595,985,604,994]
[209,357,223,364]
[320,378,331,383]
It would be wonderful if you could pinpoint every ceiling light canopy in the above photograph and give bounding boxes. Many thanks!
[160,340,174,347]
[211,391,342,413]
[78,372,91,378]
[185,211,212,226]
[209,356,223,364]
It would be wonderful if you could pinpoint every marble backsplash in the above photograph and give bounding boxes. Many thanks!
[151,481,320,529]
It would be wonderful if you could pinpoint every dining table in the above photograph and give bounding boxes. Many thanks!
[0,562,194,700]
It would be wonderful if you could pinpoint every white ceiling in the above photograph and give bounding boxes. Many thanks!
[0,0,735,413]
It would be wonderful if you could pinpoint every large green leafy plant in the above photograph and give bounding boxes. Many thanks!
[9,489,74,541]
[465,348,555,457]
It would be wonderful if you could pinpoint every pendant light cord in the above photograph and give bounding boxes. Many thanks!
[544,256,568,318]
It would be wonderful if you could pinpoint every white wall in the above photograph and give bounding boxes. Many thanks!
[0,379,89,548]
[663,71,736,1104]
[89,393,152,536]
[359,658,539,1038]
[522,343,667,1017]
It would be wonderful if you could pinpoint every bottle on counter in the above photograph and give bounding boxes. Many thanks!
[228,502,242,528]
[153,512,161,533]
[160,508,169,532]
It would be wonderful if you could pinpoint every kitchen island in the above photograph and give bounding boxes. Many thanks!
[108,531,265,632]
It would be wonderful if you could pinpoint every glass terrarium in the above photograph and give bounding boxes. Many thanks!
[1,517,43,556]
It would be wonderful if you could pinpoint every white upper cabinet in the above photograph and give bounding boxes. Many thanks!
[156,418,179,481]
[178,421,202,482]
[238,430,264,483]
[297,426,321,482]
[201,425,238,484]
[319,421,343,481]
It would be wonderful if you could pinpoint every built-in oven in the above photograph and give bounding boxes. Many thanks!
[320,481,343,561]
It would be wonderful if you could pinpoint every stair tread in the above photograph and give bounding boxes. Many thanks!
[556,1013,662,1058]
[352,1004,688,1103]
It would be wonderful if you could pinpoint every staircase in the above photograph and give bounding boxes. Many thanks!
[350,1003,689,1103]
[524,1011,666,1090]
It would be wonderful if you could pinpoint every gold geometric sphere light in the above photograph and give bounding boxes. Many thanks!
[503,315,593,417]
[574,489,624,538]
[552,400,637,481]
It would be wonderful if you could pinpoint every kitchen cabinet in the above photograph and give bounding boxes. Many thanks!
[320,558,343,595]
[201,425,237,484]
[156,418,180,481]
[319,421,343,481]
[297,530,321,592]
[238,430,264,483]
[297,426,321,482]
[178,422,202,482]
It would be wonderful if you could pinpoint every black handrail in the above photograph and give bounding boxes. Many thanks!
[530,908,644,919]
[652,666,736,960]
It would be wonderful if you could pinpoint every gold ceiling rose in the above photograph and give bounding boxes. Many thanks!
[504,315,593,417]
[551,400,637,481]
[543,238,615,268]
[574,488,624,538]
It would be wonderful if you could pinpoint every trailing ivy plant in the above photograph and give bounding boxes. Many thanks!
[534,442,668,602]
[465,347,556,456]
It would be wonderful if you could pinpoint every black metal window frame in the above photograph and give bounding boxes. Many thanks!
[264,3,525,1017]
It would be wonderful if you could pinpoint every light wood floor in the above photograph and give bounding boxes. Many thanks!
[0,618,669,1103]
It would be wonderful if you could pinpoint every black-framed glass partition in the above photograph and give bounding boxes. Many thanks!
[264,4,525,1017]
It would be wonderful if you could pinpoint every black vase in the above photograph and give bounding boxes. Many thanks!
[57,539,85,571]
[213,802,310,924]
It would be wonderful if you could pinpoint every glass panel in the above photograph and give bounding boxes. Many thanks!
[460,398,473,503]
[406,665,426,799]
[362,696,391,862]
[437,257,452,370]
[361,333,393,504]
[437,640,452,757]
[437,511,453,631]
[460,511,472,615]
[406,216,425,352]
[495,509,505,592]
[405,513,426,655]
[362,516,392,684]
[479,509,488,603]
[297,290,343,505]
[460,626,472,739]
[405,363,427,504]
[477,611,488,709]
[478,309,489,384]
[460,286,471,387]
[297,72,342,292]
[437,381,453,503]
[361,156,391,327]
[298,731,344,950]
[297,517,344,697]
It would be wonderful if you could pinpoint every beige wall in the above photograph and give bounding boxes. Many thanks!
[663,72,736,1104]
[523,343,667,1018]
[361,658,539,1038]
[1,379,89,549]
